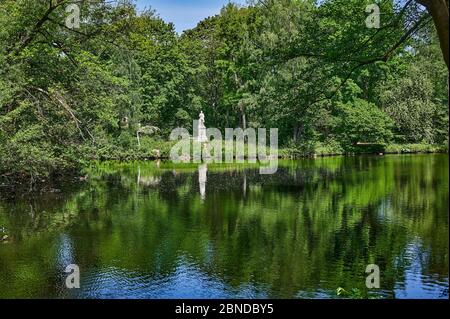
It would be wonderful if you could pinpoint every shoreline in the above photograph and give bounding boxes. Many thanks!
[1,150,447,194]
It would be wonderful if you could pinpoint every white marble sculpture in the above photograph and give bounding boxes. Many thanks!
[198,111,208,143]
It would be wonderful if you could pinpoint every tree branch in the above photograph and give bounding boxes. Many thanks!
[417,0,449,68]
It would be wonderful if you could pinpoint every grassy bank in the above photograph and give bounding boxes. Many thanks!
[94,137,448,160]
[384,143,449,154]
[1,137,447,191]
[280,142,448,158]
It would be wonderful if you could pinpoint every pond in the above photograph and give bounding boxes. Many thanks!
[0,154,448,299]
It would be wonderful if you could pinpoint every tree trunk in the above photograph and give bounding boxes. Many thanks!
[293,125,300,142]
[239,100,246,130]
[418,0,449,69]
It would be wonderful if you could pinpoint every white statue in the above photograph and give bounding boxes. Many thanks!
[198,111,208,143]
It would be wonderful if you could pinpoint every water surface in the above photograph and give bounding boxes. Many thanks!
[0,155,448,299]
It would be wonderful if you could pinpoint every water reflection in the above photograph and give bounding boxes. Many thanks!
[0,155,448,299]
[199,164,207,201]
[137,165,161,187]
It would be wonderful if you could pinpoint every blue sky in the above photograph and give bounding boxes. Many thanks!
[135,0,247,33]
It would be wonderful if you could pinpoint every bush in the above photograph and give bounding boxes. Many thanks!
[315,139,344,156]
[335,99,394,150]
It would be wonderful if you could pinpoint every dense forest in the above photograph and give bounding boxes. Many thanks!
[0,0,448,184]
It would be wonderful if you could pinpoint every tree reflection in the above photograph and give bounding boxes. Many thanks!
[0,155,448,298]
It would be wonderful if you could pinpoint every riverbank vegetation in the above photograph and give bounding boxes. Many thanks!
[0,0,448,185]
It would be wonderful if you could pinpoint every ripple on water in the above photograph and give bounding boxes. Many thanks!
[75,257,268,299]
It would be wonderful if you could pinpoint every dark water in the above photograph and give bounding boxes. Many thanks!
[0,155,448,299]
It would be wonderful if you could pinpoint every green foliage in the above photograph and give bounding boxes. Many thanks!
[334,99,394,148]
[376,30,449,144]
[0,0,448,184]
[315,139,344,156]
